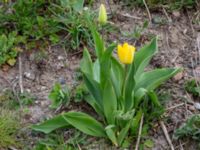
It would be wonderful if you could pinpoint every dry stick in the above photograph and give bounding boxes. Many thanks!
[162,7,172,23]
[178,140,184,150]
[166,103,185,111]
[106,0,113,15]
[197,34,200,82]
[143,0,152,22]
[77,144,82,150]
[19,54,24,94]
[118,13,142,20]
[191,57,200,87]
[159,121,175,150]
[135,113,144,150]
[197,34,200,62]
[186,9,195,36]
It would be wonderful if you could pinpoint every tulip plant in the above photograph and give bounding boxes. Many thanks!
[32,23,181,147]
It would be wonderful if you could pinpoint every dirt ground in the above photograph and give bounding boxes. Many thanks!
[0,2,200,150]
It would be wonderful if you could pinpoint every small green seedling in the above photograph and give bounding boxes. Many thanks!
[48,83,70,109]
[185,79,200,97]
[173,114,200,142]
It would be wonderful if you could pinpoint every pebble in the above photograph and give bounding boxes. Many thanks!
[40,86,47,90]
[56,62,64,70]
[26,89,31,93]
[173,72,183,81]
[188,105,195,111]
[41,100,50,107]
[58,55,64,61]
[24,71,35,80]
[194,102,200,110]
[172,11,181,17]
[59,77,66,84]
[35,100,39,104]
[83,7,88,11]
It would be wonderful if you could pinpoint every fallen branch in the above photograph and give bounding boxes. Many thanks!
[143,0,152,22]
[118,13,142,20]
[166,103,185,111]
[159,120,175,150]
[162,7,172,23]
[19,54,24,94]
[135,113,144,150]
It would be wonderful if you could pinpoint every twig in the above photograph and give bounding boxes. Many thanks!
[159,120,175,150]
[77,144,82,150]
[19,54,24,94]
[143,0,152,22]
[118,12,142,20]
[135,113,144,150]
[179,140,184,150]
[186,9,195,36]
[106,0,113,16]
[162,7,172,23]
[185,101,189,118]
[166,103,185,111]
[69,50,83,57]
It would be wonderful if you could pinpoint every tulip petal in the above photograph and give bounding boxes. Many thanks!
[117,43,135,64]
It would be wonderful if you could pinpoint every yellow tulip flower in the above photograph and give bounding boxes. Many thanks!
[117,43,136,64]
[98,4,107,24]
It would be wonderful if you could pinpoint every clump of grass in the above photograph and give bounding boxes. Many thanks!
[185,79,200,97]
[0,90,18,109]
[173,114,200,142]
[0,109,20,149]
[0,89,35,109]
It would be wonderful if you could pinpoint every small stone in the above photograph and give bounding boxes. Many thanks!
[183,29,187,34]
[188,105,195,111]
[172,11,180,17]
[58,56,64,61]
[83,7,88,11]
[35,100,39,104]
[59,77,66,85]
[173,72,183,81]
[41,100,50,107]
[40,86,47,90]
[194,103,200,110]
[56,62,64,70]
[24,72,35,80]
[26,89,31,93]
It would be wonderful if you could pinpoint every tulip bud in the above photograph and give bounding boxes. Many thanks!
[98,4,107,24]
[117,43,136,64]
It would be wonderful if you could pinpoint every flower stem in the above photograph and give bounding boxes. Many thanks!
[122,65,128,100]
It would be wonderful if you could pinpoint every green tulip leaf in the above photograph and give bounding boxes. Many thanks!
[32,115,70,134]
[135,68,181,91]
[63,111,106,137]
[103,80,117,124]
[105,125,118,146]
[80,48,93,76]
[134,37,158,79]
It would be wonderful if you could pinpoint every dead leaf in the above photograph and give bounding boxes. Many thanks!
[173,72,183,81]
[7,58,16,66]
[2,64,10,72]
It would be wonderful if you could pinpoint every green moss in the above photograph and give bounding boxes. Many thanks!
[0,109,20,149]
